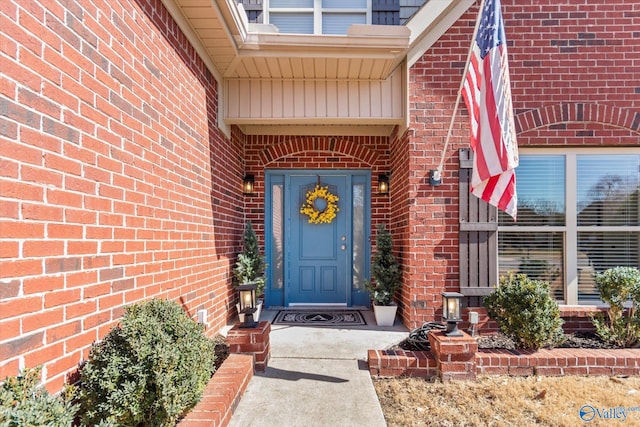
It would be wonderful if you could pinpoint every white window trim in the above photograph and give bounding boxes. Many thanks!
[498,146,640,306]
[264,0,372,34]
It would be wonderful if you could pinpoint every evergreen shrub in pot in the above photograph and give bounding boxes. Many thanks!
[233,221,267,321]
[366,224,402,326]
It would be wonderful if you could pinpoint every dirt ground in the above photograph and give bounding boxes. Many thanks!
[373,375,640,427]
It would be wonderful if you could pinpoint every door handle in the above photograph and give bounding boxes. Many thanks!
[340,244,346,251]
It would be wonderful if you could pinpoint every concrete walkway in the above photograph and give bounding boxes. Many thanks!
[228,309,408,427]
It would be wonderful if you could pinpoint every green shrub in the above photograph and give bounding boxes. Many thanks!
[77,299,216,426]
[484,273,564,350]
[0,367,77,427]
[591,266,640,347]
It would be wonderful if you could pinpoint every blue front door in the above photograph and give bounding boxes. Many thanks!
[288,174,348,305]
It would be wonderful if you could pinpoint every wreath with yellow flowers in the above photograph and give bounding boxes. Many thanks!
[300,184,339,224]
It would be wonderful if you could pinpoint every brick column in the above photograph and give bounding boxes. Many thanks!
[227,321,271,372]
[428,330,477,381]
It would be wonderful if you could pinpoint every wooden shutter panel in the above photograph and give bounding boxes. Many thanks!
[372,0,399,25]
[459,148,498,296]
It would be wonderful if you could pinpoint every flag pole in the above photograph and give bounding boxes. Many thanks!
[434,0,487,181]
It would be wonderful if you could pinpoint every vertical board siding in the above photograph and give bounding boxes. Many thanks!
[225,66,405,122]
[459,148,498,296]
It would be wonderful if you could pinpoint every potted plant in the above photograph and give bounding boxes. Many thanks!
[366,224,402,326]
[233,221,267,322]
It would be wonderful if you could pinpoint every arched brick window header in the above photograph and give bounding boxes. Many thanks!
[515,103,640,135]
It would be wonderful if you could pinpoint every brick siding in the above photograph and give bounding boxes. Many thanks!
[1,0,243,390]
[399,0,640,328]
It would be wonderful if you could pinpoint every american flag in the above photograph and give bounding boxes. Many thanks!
[462,0,518,220]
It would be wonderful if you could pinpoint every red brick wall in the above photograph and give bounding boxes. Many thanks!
[403,0,640,327]
[0,0,244,390]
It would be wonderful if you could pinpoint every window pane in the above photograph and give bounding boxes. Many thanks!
[352,183,365,290]
[323,0,366,8]
[322,13,366,34]
[271,0,313,7]
[499,155,565,226]
[270,13,314,33]
[577,155,640,226]
[578,231,640,300]
[499,232,564,300]
[271,184,284,289]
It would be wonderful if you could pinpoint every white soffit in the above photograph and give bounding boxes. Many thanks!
[165,0,410,80]
[227,25,411,80]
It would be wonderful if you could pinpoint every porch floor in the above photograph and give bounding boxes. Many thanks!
[228,308,408,426]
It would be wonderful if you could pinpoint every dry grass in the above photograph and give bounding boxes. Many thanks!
[374,376,640,426]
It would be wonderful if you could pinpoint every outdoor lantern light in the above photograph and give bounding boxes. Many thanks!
[441,292,464,337]
[237,283,258,328]
[378,174,390,194]
[243,175,255,195]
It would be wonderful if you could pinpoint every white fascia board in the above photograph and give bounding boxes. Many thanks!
[406,0,474,67]
[160,0,231,137]
[215,0,250,45]
[239,25,410,57]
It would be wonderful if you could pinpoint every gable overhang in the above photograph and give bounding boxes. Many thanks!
[406,0,475,67]
[161,0,472,137]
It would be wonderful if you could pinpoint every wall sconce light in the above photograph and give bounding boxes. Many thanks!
[378,174,390,194]
[429,169,442,186]
[243,175,255,195]
[441,292,464,336]
[237,283,258,328]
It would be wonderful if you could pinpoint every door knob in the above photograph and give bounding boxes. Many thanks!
[340,244,346,251]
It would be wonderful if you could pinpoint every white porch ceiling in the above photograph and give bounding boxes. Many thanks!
[161,0,472,136]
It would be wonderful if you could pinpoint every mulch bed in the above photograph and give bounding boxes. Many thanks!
[213,335,230,370]
[391,328,622,352]
[475,332,620,350]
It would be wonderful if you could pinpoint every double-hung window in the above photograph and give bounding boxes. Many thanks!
[265,0,371,35]
[498,148,640,305]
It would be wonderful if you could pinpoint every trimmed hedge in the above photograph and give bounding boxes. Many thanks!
[484,273,564,350]
[77,299,216,426]
[592,266,640,347]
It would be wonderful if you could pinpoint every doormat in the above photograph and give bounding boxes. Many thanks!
[273,310,366,326]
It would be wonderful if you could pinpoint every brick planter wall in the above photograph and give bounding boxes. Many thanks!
[428,330,478,381]
[368,341,640,380]
[477,348,640,377]
[227,321,271,372]
[178,353,253,427]
[368,349,437,378]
